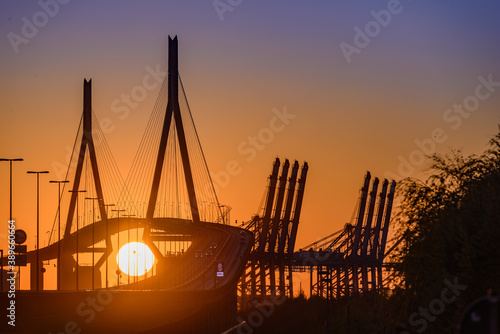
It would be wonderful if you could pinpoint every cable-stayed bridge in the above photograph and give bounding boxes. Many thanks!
[1,36,252,334]
[0,36,396,333]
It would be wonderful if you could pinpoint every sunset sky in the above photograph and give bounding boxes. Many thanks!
[1,1,500,289]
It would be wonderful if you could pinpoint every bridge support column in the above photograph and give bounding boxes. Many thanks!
[30,261,44,290]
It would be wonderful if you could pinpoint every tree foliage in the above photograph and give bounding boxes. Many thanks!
[390,130,500,332]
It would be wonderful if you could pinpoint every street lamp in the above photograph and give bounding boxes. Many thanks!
[85,197,100,290]
[27,170,49,291]
[123,214,136,284]
[102,204,115,288]
[0,158,24,221]
[69,189,86,290]
[112,209,125,286]
[0,158,23,289]
[49,180,69,290]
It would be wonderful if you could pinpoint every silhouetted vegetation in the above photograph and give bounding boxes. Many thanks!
[251,129,500,333]
[389,130,500,332]
[243,293,403,334]
[249,294,326,334]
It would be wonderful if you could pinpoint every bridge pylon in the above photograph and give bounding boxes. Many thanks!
[58,79,108,291]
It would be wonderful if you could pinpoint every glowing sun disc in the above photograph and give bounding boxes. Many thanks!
[117,242,155,276]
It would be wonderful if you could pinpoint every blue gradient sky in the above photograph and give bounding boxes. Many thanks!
[1,0,500,276]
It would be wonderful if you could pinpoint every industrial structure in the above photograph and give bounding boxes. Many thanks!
[238,168,396,307]
[294,173,396,299]
[238,158,308,307]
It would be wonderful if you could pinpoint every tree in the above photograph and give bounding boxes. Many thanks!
[390,130,500,332]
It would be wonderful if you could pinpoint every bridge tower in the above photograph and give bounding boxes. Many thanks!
[58,79,108,290]
[141,36,204,262]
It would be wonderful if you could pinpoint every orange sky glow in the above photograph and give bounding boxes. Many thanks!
[1,1,500,290]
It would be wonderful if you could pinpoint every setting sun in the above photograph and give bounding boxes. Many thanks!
[117,242,155,277]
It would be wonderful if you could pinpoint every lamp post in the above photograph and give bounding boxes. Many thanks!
[85,197,100,290]
[0,158,24,222]
[112,209,125,286]
[69,189,86,290]
[102,204,115,288]
[49,180,69,291]
[27,170,49,291]
[123,214,136,284]
[0,158,23,289]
